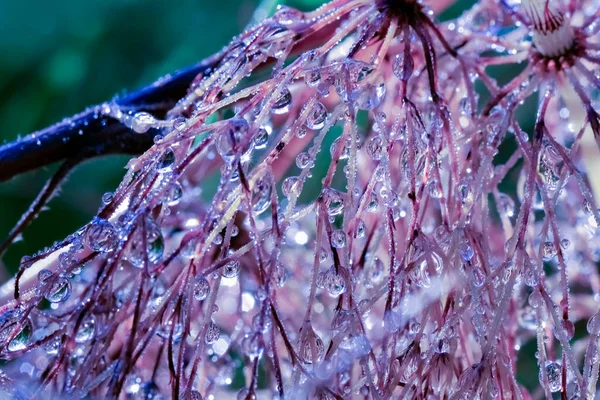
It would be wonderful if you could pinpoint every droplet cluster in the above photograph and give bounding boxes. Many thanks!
[2,0,600,399]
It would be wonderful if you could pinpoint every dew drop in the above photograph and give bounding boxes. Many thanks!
[272,89,292,115]
[331,229,347,248]
[222,260,241,278]
[193,276,210,301]
[471,267,485,287]
[252,177,272,214]
[7,318,32,352]
[75,315,96,343]
[167,182,183,206]
[131,112,157,134]
[157,148,176,172]
[366,193,379,212]
[85,218,118,253]
[216,119,250,163]
[282,176,299,197]
[254,127,270,149]
[587,314,600,335]
[186,390,203,400]
[101,192,114,205]
[305,101,327,130]
[392,52,414,81]
[366,136,384,160]
[459,243,474,262]
[46,278,71,303]
[300,329,325,363]
[354,219,366,239]
[539,361,561,392]
[205,322,221,344]
[305,68,321,87]
[323,188,345,216]
[127,218,164,268]
[44,336,61,355]
[542,242,557,260]
[325,267,346,297]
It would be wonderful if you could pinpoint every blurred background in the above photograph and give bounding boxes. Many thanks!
[0,0,478,276]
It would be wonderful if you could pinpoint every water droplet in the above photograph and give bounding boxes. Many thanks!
[305,68,321,87]
[409,321,421,335]
[44,336,61,355]
[282,176,299,197]
[300,328,325,363]
[323,188,345,216]
[127,218,164,268]
[457,180,474,206]
[542,241,557,260]
[254,127,270,149]
[85,218,118,253]
[216,119,250,163]
[296,152,312,169]
[241,333,263,360]
[368,257,384,282]
[157,148,176,172]
[354,219,366,239]
[324,267,346,297]
[222,260,241,278]
[131,112,157,134]
[8,319,32,352]
[305,101,327,130]
[366,136,384,160]
[75,315,96,343]
[186,390,203,400]
[331,230,347,248]
[167,182,183,206]
[366,193,379,212]
[252,313,272,333]
[205,322,221,344]
[434,338,450,354]
[193,276,210,301]
[459,97,472,116]
[38,269,53,284]
[529,290,544,308]
[471,267,485,287]
[539,361,561,392]
[538,144,561,192]
[272,89,292,114]
[101,192,113,205]
[273,5,304,25]
[523,266,539,287]
[393,52,414,81]
[252,177,272,214]
[46,278,71,303]
[428,180,442,199]
[459,243,474,262]
[588,314,600,335]
[296,127,307,139]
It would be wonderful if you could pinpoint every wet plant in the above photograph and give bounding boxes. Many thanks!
[1,0,600,398]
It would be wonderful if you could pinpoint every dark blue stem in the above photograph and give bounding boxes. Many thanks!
[0,55,220,182]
